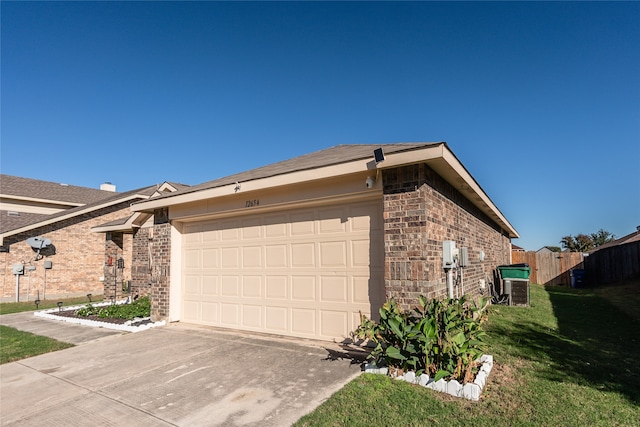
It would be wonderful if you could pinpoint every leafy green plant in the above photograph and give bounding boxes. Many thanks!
[75,297,150,320]
[355,295,488,383]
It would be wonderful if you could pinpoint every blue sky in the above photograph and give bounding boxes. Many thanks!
[2,1,639,251]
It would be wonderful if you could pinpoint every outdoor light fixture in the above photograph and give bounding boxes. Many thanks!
[374,147,385,164]
[57,301,63,312]
[87,293,92,302]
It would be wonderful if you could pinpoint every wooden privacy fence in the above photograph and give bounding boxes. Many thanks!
[584,241,640,285]
[511,251,584,286]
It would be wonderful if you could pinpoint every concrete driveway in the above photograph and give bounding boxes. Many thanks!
[0,315,365,426]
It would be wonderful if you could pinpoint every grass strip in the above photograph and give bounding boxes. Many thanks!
[0,325,74,364]
[295,285,640,427]
[0,295,104,315]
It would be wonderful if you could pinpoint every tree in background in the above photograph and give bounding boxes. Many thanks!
[561,229,616,252]
[590,229,616,247]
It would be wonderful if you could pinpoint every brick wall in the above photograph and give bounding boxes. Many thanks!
[383,164,511,309]
[0,201,134,302]
[131,227,152,297]
[150,208,171,321]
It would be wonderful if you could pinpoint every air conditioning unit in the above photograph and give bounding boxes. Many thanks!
[503,279,530,306]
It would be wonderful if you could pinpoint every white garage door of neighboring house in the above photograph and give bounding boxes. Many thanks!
[181,199,384,342]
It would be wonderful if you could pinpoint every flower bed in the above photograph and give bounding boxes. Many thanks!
[364,354,493,401]
[34,299,165,333]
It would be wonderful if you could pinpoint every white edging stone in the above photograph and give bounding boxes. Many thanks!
[364,354,493,401]
[33,300,165,333]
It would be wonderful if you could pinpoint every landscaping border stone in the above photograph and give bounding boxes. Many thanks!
[33,300,165,333]
[364,354,493,401]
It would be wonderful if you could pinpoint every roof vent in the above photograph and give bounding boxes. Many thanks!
[7,211,20,217]
[100,182,116,192]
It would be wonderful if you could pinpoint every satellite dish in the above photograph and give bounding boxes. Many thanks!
[26,237,52,249]
[26,237,52,260]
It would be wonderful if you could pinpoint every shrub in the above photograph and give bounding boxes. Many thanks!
[75,297,150,320]
[354,295,489,383]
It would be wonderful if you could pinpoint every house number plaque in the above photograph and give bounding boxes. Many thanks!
[245,199,260,208]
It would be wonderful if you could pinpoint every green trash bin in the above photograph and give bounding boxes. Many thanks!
[497,264,531,279]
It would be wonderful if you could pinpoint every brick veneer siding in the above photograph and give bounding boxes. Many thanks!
[383,164,511,309]
[150,208,171,321]
[131,227,152,298]
[0,201,135,302]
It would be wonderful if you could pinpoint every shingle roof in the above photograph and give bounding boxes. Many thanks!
[156,143,440,200]
[0,211,51,234]
[0,185,156,235]
[0,174,117,205]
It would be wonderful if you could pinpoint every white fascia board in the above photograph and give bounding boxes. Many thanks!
[131,158,375,212]
[0,194,149,245]
[0,194,84,207]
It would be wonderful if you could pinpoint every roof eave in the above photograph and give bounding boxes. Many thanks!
[0,194,150,245]
[131,143,519,238]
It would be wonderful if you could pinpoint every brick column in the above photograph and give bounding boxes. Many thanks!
[131,228,151,298]
[150,208,170,321]
[383,164,434,309]
[104,232,124,301]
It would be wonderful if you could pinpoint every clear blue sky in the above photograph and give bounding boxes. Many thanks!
[2,1,639,251]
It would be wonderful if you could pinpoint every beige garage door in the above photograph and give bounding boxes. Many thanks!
[181,199,384,341]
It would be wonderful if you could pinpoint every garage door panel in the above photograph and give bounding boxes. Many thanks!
[202,276,219,296]
[221,276,240,296]
[320,276,348,303]
[320,310,348,338]
[266,276,287,299]
[221,247,240,268]
[185,249,201,268]
[318,208,346,233]
[182,199,383,342]
[291,211,315,235]
[242,246,262,268]
[265,216,287,237]
[265,307,288,332]
[184,275,200,295]
[183,301,200,323]
[201,302,219,323]
[351,240,370,267]
[319,241,347,267]
[291,309,315,335]
[221,222,240,240]
[266,245,287,268]
[202,248,219,268]
[242,305,262,328]
[291,243,315,268]
[242,218,262,239]
[353,276,371,304]
[221,303,240,326]
[291,276,316,301]
[242,276,262,298]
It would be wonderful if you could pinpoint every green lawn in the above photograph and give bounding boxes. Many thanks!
[0,325,74,364]
[0,295,104,315]
[295,284,640,427]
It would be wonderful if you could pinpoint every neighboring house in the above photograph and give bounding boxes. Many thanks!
[128,142,519,342]
[512,244,525,252]
[536,247,553,254]
[589,226,640,253]
[0,174,187,302]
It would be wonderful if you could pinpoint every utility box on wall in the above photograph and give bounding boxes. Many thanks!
[12,264,24,275]
[443,240,457,268]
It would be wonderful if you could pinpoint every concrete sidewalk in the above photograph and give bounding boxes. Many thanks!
[0,319,364,426]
